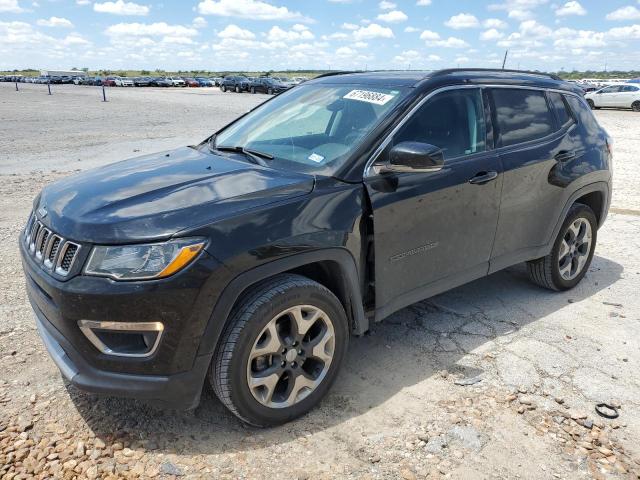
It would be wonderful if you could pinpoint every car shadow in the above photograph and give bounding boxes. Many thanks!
[66,254,623,455]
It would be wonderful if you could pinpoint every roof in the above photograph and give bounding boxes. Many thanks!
[310,68,582,94]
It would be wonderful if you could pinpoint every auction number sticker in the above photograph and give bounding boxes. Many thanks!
[343,89,395,106]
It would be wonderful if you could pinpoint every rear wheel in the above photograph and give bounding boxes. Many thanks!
[527,203,597,291]
[210,274,348,427]
[586,99,597,109]
[632,101,640,112]
[250,87,256,94]
[235,85,241,93]
[221,85,227,92]
[268,88,273,95]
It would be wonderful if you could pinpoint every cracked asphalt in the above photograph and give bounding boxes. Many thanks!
[1,84,639,479]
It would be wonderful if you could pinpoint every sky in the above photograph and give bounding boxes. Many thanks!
[1,0,639,72]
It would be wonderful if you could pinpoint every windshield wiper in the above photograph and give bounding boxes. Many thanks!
[214,145,273,167]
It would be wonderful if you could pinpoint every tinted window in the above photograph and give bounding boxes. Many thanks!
[565,95,601,136]
[621,85,639,92]
[548,92,575,129]
[492,88,555,147]
[394,88,486,159]
[600,86,621,93]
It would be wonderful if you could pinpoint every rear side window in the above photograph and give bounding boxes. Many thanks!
[565,95,601,136]
[491,88,555,147]
[548,92,575,129]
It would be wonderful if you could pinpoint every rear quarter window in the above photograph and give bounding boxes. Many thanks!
[548,92,575,130]
[491,88,555,147]
[564,94,601,137]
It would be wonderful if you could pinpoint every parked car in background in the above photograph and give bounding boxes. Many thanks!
[210,77,222,86]
[292,76,308,84]
[249,77,289,94]
[166,76,186,87]
[102,77,117,87]
[133,77,152,87]
[195,77,215,87]
[112,76,134,87]
[149,77,172,87]
[220,75,250,92]
[585,84,640,111]
[182,77,200,87]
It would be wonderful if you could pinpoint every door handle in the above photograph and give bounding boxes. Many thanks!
[468,171,498,185]
[555,150,576,162]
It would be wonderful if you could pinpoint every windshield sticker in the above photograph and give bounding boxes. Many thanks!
[343,89,395,106]
[308,153,325,163]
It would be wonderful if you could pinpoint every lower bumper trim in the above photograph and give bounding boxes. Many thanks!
[32,302,211,410]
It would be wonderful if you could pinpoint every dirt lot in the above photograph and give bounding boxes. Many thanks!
[1,83,639,480]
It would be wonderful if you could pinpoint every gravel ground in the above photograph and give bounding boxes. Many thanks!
[1,83,639,480]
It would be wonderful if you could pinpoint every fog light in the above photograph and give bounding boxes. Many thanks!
[78,320,164,358]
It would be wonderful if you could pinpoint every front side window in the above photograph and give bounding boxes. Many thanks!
[212,84,409,176]
[491,88,555,147]
[599,86,621,94]
[393,88,486,160]
[621,85,639,92]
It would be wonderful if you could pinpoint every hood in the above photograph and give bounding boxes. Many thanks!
[37,146,314,244]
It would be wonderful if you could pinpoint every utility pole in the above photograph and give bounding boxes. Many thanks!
[502,50,509,70]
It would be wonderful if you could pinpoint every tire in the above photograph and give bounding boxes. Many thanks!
[221,85,226,92]
[632,101,640,112]
[210,274,349,427]
[235,85,241,93]
[268,88,273,95]
[527,203,597,291]
[250,87,256,94]
[586,99,596,109]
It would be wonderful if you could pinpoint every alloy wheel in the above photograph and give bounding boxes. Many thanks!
[558,217,592,280]
[246,305,335,409]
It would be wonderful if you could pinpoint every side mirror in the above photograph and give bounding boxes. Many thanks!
[374,142,444,174]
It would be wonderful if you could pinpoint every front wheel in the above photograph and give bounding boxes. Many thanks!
[586,99,596,109]
[267,88,273,95]
[527,203,597,291]
[250,87,256,94]
[235,85,241,93]
[210,274,349,427]
[221,85,227,92]
[632,101,640,112]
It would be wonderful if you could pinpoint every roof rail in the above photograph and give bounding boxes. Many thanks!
[432,68,562,81]
[313,71,361,79]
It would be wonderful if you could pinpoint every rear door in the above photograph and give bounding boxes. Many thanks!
[365,87,502,317]
[489,87,572,270]
[619,85,640,108]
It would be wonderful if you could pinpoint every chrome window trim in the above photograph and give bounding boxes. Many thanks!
[78,320,165,358]
[363,83,584,178]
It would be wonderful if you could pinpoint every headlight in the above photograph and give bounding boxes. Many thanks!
[85,238,205,281]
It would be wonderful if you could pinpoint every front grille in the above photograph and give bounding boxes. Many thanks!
[23,212,80,277]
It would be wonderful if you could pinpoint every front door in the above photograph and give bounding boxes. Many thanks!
[365,87,502,318]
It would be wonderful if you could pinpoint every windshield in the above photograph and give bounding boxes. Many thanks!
[212,83,409,176]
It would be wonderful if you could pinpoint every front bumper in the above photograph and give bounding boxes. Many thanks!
[32,302,209,409]
[20,232,225,408]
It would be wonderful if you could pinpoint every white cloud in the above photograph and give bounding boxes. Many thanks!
[353,23,394,40]
[416,0,431,5]
[420,29,469,47]
[197,0,308,22]
[76,0,90,5]
[342,22,358,30]
[606,6,640,21]
[94,0,150,16]
[63,33,90,45]
[217,23,254,39]
[455,56,470,63]
[404,26,419,32]
[519,19,551,36]
[336,46,356,56]
[488,0,548,21]
[481,28,504,40]
[104,22,198,37]
[266,25,313,42]
[0,0,26,13]
[555,1,586,16]
[444,13,480,29]
[37,17,74,28]
[393,49,421,64]
[379,0,395,9]
[607,24,640,39]
[192,16,207,28]
[353,41,367,48]
[484,18,508,29]
[377,10,408,23]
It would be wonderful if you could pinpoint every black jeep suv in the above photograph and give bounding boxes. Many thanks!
[20,69,612,427]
